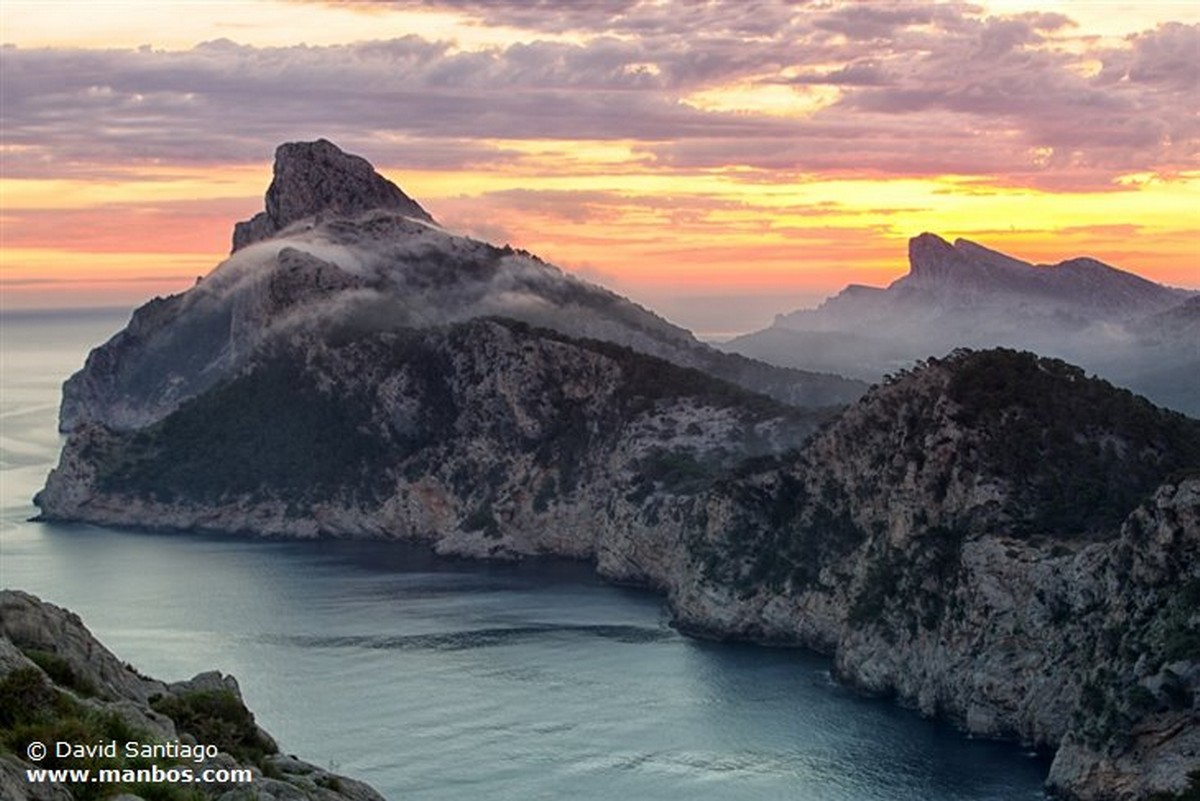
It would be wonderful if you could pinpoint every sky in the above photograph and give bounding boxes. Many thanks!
[1,0,1198,335]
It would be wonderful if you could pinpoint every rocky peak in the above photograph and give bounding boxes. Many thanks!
[903,232,969,286]
[231,138,435,252]
[951,237,1031,272]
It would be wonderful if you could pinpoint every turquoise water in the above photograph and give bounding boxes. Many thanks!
[0,309,1049,800]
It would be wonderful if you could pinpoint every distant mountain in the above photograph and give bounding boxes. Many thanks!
[60,140,862,433]
[724,234,1198,416]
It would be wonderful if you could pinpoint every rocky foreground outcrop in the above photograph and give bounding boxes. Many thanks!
[0,590,384,801]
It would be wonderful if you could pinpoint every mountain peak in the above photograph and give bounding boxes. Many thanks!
[231,139,435,252]
[903,232,968,284]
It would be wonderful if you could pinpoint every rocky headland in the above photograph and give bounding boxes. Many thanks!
[0,590,385,801]
[34,140,1200,800]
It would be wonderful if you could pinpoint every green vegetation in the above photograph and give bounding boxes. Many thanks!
[848,553,900,629]
[490,318,814,423]
[635,449,713,495]
[846,526,964,636]
[695,474,866,597]
[1147,770,1200,801]
[94,353,390,504]
[20,647,98,698]
[151,688,278,767]
[0,667,203,801]
[316,774,346,792]
[944,349,1200,535]
[461,503,502,538]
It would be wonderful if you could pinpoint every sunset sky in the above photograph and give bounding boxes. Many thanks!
[2,0,1198,334]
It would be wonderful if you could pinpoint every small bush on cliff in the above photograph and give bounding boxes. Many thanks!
[152,689,277,767]
[20,648,98,698]
[0,667,203,801]
[1147,770,1200,801]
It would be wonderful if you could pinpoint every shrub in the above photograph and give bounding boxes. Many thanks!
[152,689,277,767]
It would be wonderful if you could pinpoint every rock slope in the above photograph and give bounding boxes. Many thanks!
[724,233,1198,417]
[36,139,1200,800]
[0,590,384,801]
[60,140,862,433]
[670,349,1200,800]
[41,316,824,568]
[39,347,1200,799]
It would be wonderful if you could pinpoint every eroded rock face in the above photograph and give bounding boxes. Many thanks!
[232,139,434,252]
[60,140,862,434]
[0,591,387,801]
[39,343,1200,800]
[669,353,1200,801]
[40,317,823,559]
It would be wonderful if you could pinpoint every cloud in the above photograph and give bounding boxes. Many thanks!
[0,198,248,252]
[2,5,1197,191]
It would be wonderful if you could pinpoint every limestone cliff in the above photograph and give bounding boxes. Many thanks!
[0,590,385,801]
[39,345,1200,799]
[40,317,823,568]
[231,138,435,251]
[672,350,1200,800]
[59,140,862,434]
[37,138,1200,800]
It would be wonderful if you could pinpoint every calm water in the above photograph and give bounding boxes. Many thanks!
[0,308,1049,800]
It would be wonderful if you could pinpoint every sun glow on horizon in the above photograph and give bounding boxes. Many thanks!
[1,1,1198,322]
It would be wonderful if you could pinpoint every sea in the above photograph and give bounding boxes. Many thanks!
[0,307,1049,800]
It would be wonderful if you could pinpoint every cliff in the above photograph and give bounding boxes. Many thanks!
[59,140,861,434]
[39,346,1200,799]
[671,349,1200,800]
[0,590,384,801]
[39,317,822,568]
[36,139,1200,799]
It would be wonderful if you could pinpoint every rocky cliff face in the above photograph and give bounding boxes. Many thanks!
[41,316,823,568]
[669,349,1200,800]
[0,590,385,801]
[38,139,1200,800]
[232,138,434,251]
[725,233,1198,417]
[40,344,1200,799]
[60,140,862,434]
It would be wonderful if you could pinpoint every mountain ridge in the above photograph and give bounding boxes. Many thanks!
[60,140,863,433]
[730,233,1198,415]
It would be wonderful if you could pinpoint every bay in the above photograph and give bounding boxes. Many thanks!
[0,308,1048,800]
